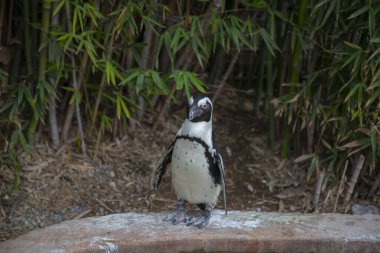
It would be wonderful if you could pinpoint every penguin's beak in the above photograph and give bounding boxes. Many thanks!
[188,104,202,121]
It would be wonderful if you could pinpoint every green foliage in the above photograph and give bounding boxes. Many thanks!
[1,0,379,200]
[272,0,380,186]
[1,0,259,160]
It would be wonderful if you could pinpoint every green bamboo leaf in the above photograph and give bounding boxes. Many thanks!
[120,70,140,85]
[188,73,205,93]
[106,61,117,86]
[101,114,112,132]
[373,68,380,83]
[77,7,84,32]
[273,10,291,23]
[171,71,183,90]
[19,131,31,155]
[369,6,375,36]
[170,26,182,50]
[136,73,145,94]
[73,7,78,33]
[102,93,116,103]
[151,71,167,92]
[341,51,360,70]
[367,48,380,62]
[230,27,240,50]
[192,37,205,68]
[190,18,197,37]
[348,5,368,19]
[251,0,266,8]
[69,89,81,105]
[185,79,191,98]
[370,37,380,43]
[120,98,131,118]
[320,0,337,28]
[259,27,278,56]
[116,95,121,119]
[343,41,362,50]
[53,0,65,16]
[10,130,19,148]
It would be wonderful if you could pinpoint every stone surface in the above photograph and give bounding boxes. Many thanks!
[1,210,380,253]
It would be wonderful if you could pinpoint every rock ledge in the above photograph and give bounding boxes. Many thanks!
[1,210,379,253]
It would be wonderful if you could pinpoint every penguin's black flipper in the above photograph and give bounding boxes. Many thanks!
[151,141,174,191]
[215,152,227,215]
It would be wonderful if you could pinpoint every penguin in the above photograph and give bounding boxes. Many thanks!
[151,94,227,229]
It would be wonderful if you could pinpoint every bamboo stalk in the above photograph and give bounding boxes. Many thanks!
[266,53,275,148]
[333,160,348,213]
[22,0,32,76]
[266,11,276,148]
[28,0,51,145]
[61,52,89,141]
[91,21,114,132]
[137,26,154,121]
[313,168,325,210]
[280,0,307,158]
[151,43,194,132]
[212,51,239,103]
[70,57,87,155]
[91,72,106,129]
[208,46,224,86]
[48,1,60,147]
[152,84,177,132]
[344,155,365,203]
[368,168,380,198]
[31,0,39,72]
[61,1,87,154]
[255,51,265,116]
[0,1,5,44]
[6,0,13,43]
[9,29,22,84]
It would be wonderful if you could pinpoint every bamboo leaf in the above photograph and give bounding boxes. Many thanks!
[369,6,375,36]
[259,27,278,55]
[53,0,65,16]
[294,154,314,163]
[120,98,131,118]
[370,37,380,44]
[18,131,31,155]
[188,73,205,93]
[343,41,362,50]
[120,69,140,85]
[365,87,380,108]
[135,73,145,94]
[116,95,121,119]
[348,6,368,19]
[151,71,168,92]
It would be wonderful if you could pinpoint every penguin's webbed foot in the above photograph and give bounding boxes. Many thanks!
[187,208,211,229]
[164,199,190,225]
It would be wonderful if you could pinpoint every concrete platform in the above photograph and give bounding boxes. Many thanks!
[1,210,379,253]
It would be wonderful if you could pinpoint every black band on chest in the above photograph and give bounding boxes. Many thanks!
[175,135,222,185]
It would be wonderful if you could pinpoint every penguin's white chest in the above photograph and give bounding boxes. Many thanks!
[171,138,220,205]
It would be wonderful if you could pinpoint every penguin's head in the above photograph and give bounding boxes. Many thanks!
[187,94,213,122]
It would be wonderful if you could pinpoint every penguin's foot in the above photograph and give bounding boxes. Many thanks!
[164,200,190,225]
[187,209,211,229]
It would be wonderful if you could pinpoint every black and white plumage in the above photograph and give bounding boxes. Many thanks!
[152,94,227,229]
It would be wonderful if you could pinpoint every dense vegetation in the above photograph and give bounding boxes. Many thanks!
[1,0,379,210]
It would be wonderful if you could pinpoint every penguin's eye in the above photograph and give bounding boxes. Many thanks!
[201,104,207,109]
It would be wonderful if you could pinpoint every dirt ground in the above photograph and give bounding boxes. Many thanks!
[0,90,377,241]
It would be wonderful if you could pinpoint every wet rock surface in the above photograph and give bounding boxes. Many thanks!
[1,210,379,253]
